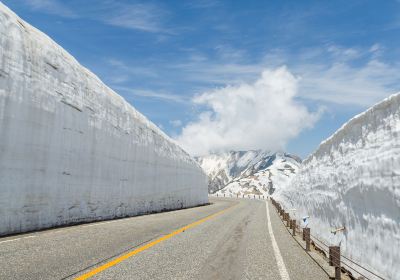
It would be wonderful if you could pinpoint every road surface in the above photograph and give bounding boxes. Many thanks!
[0,198,328,279]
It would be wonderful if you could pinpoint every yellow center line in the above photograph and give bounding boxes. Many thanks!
[75,202,238,280]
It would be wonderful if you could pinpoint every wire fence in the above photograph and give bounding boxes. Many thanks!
[309,233,385,280]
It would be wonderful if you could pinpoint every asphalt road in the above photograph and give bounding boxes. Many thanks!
[0,198,328,280]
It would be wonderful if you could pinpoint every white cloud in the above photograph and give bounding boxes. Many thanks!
[369,43,381,53]
[297,58,400,106]
[113,86,188,103]
[22,0,170,33]
[176,67,320,156]
[103,3,168,33]
[214,44,246,61]
[170,60,263,85]
[326,45,361,61]
[260,45,400,107]
[23,0,76,18]
[170,120,182,127]
[107,58,158,79]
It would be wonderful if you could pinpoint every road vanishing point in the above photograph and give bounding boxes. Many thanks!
[0,198,328,280]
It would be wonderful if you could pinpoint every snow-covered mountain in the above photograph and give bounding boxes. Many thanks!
[275,93,400,279]
[196,151,301,195]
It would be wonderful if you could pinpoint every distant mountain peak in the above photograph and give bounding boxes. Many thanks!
[196,150,301,194]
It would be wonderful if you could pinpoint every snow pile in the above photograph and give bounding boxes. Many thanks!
[275,93,400,279]
[197,151,301,195]
[0,3,207,236]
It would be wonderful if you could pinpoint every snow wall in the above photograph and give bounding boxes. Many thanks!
[275,93,400,279]
[0,3,208,236]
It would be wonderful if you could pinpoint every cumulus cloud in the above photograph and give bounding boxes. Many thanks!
[176,67,320,156]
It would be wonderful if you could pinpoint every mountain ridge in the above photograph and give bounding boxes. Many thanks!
[196,150,301,195]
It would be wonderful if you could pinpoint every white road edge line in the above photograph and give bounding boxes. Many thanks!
[265,201,291,280]
[0,235,36,244]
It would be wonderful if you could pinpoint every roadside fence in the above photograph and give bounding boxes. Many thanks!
[270,198,386,280]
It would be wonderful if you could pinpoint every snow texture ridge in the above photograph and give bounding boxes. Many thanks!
[0,3,208,236]
[275,93,400,279]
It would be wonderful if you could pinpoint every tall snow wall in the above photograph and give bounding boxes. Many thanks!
[0,3,208,236]
[275,93,400,279]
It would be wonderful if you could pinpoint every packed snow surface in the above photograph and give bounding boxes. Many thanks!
[0,3,207,236]
[197,150,301,195]
[275,93,400,279]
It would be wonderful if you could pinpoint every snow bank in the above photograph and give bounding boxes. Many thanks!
[275,93,400,279]
[0,3,207,236]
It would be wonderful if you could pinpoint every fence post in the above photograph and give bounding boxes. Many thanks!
[304,228,310,251]
[292,220,296,236]
[329,246,341,280]
[286,213,290,227]
[289,219,293,229]
[302,228,305,241]
[224,194,225,197]
[216,193,218,197]
[329,246,340,266]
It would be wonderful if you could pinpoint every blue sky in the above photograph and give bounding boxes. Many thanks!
[3,0,400,157]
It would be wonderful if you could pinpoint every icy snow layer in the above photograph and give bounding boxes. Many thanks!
[0,3,207,236]
[275,93,400,279]
[197,151,301,195]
